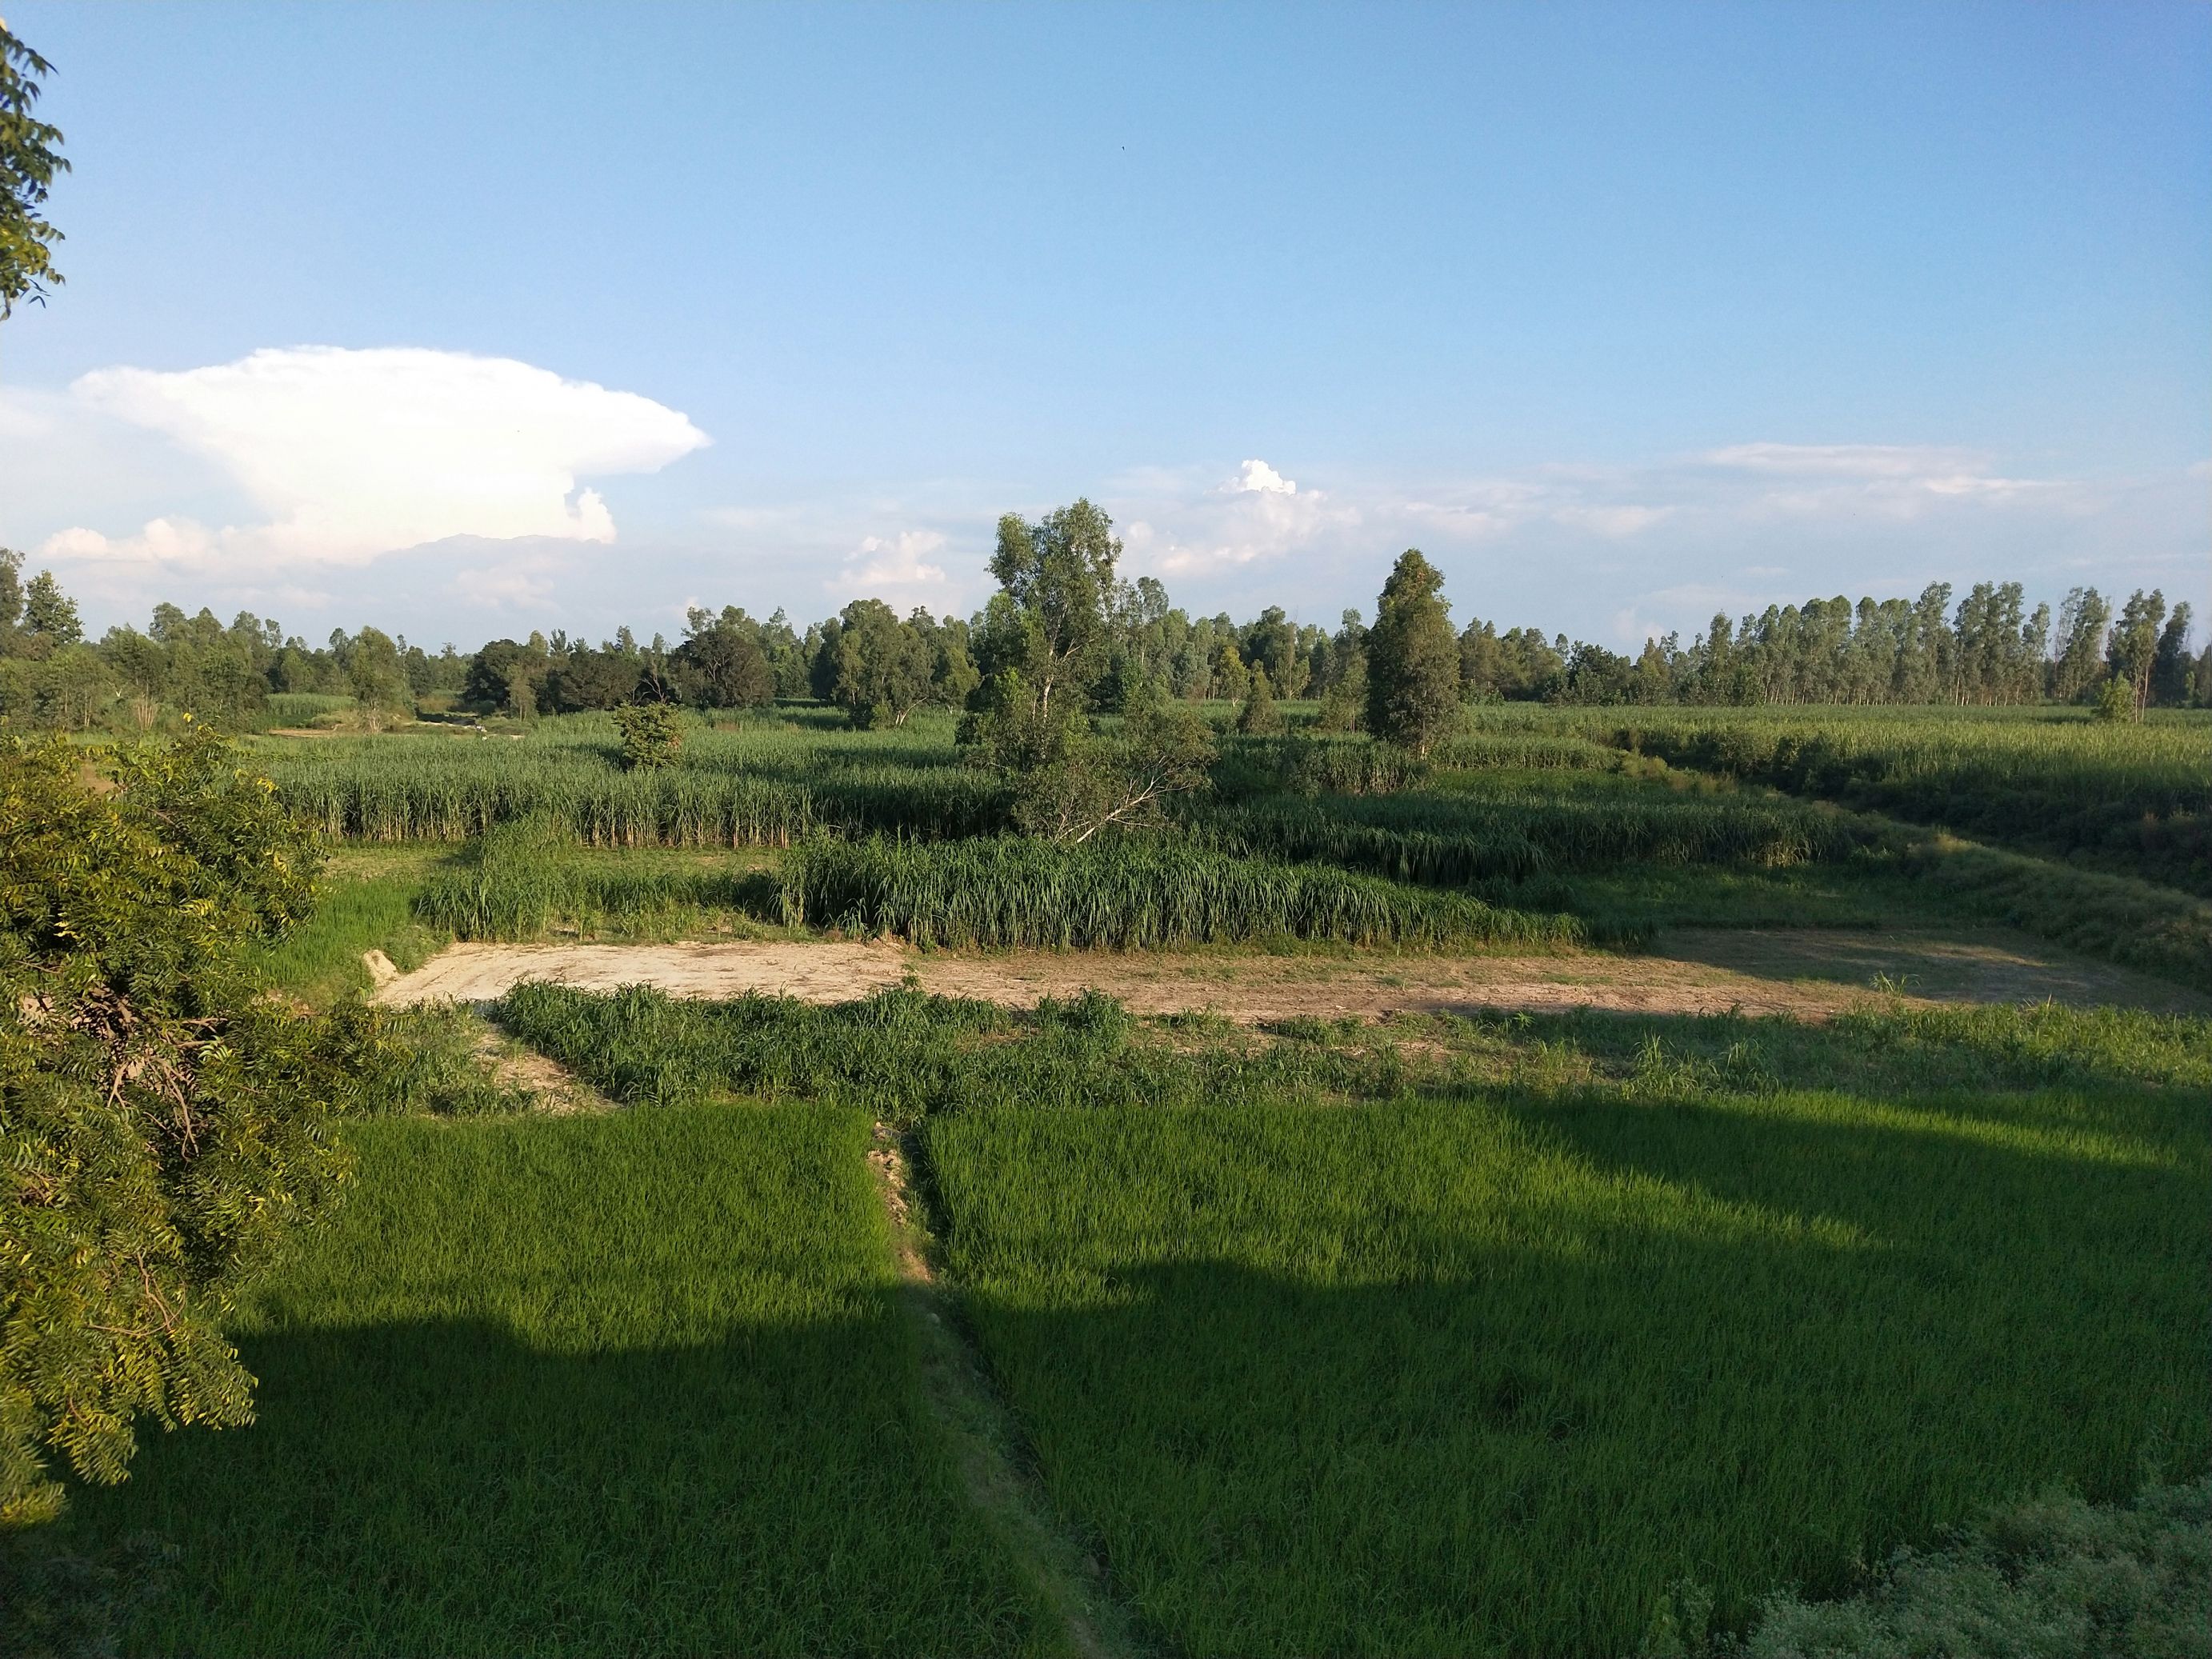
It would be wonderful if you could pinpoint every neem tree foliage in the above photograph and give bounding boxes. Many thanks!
[0,22,69,319]
[0,730,371,1525]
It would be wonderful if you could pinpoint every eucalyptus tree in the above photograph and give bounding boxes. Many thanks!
[1365,550,1462,754]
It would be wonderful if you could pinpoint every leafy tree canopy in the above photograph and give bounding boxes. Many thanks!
[0,23,67,319]
[1,729,374,1525]
[978,499,1122,716]
[1365,550,1462,756]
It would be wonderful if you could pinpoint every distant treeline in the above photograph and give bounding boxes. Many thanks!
[0,543,2202,734]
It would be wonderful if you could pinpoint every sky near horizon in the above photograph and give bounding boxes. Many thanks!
[1,1,2206,652]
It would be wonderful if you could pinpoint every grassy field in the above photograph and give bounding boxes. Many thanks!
[1566,704,2212,894]
[26,980,2209,1656]
[250,708,1002,845]
[30,701,2201,1655]
[926,1085,2206,1653]
[242,702,2212,1003]
[38,1105,1060,1657]
[492,985,2208,1655]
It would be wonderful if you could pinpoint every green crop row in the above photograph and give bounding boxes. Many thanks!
[256,724,1002,844]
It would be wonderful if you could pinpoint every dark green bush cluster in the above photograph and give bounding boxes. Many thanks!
[0,733,371,1527]
[778,835,1602,949]
[1719,1476,2211,1659]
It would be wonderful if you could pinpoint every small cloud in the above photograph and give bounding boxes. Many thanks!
[1227,458,1298,496]
[42,517,217,563]
[827,530,955,605]
[1704,442,1975,478]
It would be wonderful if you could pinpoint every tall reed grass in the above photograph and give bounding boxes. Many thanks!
[413,817,774,940]
[778,835,1606,949]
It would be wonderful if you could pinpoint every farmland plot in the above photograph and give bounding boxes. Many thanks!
[41,1106,1058,1657]
[923,1082,2208,1654]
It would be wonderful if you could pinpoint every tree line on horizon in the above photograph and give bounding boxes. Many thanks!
[0,531,2202,738]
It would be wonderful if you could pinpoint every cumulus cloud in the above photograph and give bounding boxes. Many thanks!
[1117,458,1349,576]
[41,346,707,569]
[826,529,956,606]
[1226,458,1298,495]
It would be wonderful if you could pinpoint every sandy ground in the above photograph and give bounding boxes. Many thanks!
[373,928,2206,1021]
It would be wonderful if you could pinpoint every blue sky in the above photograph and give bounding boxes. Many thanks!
[2,1,2206,650]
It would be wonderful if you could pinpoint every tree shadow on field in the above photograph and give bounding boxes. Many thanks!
[932,1096,2209,1657]
[31,1309,1059,1659]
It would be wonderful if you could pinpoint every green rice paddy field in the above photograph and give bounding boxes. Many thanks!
[25,702,2212,1655]
[42,985,2210,1657]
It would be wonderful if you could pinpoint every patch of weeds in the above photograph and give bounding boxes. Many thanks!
[1717,1476,2212,1659]
[359,1005,534,1117]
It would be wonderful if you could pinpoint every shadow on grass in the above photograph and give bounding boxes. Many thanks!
[923,1088,2210,1657]
[33,1309,1059,1659]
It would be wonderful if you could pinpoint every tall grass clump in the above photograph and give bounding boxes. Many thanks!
[778,835,1605,949]
[254,712,1005,845]
[412,815,774,940]
[1194,792,1888,887]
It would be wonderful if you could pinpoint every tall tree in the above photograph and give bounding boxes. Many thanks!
[1364,550,1461,754]
[18,570,78,647]
[2150,602,2194,710]
[826,599,933,729]
[0,22,67,319]
[978,499,1122,716]
[2107,590,2166,720]
[2050,588,2110,703]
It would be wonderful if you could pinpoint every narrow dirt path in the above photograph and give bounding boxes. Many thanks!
[868,1125,1148,1659]
[374,929,2206,1021]
[467,1013,618,1115]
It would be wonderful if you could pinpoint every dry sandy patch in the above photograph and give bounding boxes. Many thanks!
[373,928,2203,1021]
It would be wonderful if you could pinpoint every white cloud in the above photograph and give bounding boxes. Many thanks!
[1704,442,1972,478]
[1550,503,1674,538]
[826,529,955,606]
[1227,458,1298,495]
[1116,458,1349,576]
[41,346,707,570]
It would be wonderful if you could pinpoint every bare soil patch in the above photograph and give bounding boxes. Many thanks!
[374,927,2203,1021]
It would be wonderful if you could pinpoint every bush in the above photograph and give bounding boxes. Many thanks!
[1730,1477,2211,1659]
[613,701,683,770]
